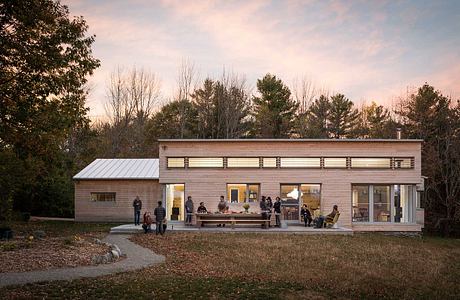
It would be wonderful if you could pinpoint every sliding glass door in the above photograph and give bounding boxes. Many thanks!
[280,184,321,222]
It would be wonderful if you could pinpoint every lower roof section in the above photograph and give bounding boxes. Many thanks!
[73,158,159,180]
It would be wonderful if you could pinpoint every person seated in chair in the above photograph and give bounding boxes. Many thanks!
[316,205,339,228]
[142,211,152,233]
[197,202,208,214]
[300,204,313,227]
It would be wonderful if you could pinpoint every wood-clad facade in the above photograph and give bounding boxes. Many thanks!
[74,180,161,222]
[159,139,424,232]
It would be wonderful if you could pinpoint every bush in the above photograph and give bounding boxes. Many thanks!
[0,242,17,252]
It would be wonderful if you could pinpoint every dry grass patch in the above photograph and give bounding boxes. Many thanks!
[131,232,460,298]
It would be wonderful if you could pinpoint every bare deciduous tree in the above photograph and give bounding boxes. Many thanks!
[176,58,199,101]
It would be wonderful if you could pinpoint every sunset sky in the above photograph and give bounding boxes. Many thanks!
[65,0,460,118]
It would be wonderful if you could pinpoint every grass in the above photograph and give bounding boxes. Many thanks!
[5,220,118,238]
[1,231,459,299]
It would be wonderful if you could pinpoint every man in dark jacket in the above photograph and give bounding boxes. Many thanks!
[132,196,142,226]
[185,196,194,226]
[301,204,313,227]
[273,197,282,227]
[154,201,166,235]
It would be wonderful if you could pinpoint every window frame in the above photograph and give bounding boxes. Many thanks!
[91,192,116,202]
[279,157,321,168]
[226,157,261,168]
[323,157,348,169]
[350,157,393,169]
[167,157,185,168]
[188,157,224,168]
[351,184,417,224]
[226,183,260,203]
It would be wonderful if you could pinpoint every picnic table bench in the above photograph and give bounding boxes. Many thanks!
[195,213,270,229]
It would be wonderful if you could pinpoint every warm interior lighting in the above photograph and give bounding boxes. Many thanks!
[280,157,320,168]
[188,157,223,168]
[167,157,185,168]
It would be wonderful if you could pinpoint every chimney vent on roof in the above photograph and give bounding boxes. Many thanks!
[396,128,402,139]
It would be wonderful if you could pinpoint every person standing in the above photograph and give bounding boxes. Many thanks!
[154,201,166,235]
[266,197,273,227]
[273,197,281,227]
[185,196,194,226]
[260,196,268,229]
[132,196,142,226]
[217,196,228,227]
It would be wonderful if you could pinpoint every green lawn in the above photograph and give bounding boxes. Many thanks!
[1,228,460,299]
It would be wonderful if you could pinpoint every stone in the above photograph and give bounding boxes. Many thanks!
[101,253,111,264]
[91,255,103,265]
[32,230,46,240]
[110,244,122,256]
[93,238,102,244]
[111,250,120,260]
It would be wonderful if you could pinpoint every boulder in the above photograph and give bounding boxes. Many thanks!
[91,255,103,265]
[111,250,120,260]
[110,244,122,256]
[93,238,102,245]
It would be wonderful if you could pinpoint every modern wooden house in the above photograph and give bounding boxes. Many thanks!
[74,139,425,232]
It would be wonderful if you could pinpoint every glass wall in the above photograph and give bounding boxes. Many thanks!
[227,184,259,203]
[394,185,414,223]
[352,186,369,222]
[373,185,391,222]
[280,184,321,221]
[352,184,416,223]
[165,184,184,221]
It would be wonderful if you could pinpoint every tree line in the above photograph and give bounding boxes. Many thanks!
[1,0,459,235]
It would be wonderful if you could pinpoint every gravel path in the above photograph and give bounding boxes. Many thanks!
[0,234,164,288]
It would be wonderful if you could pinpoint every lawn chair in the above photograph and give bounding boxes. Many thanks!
[324,212,340,229]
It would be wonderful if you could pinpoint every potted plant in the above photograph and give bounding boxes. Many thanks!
[242,203,250,213]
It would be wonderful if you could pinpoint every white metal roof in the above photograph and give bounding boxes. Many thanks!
[73,159,159,180]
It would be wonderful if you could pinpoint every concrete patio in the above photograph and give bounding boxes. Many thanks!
[110,222,353,235]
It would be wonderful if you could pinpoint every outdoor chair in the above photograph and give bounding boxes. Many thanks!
[324,212,340,229]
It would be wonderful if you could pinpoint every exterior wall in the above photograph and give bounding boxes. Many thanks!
[75,180,161,222]
[159,140,422,230]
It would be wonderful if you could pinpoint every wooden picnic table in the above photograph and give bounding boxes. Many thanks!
[195,213,270,228]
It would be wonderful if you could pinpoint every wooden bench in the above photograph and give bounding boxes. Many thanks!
[196,214,271,229]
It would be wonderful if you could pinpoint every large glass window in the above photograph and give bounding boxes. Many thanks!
[394,185,414,223]
[280,157,321,168]
[227,157,260,168]
[373,185,391,222]
[188,157,223,168]
[165,184,184,221]
[351,158,391,168]
[280,184,321,221]
[352,186,369,222]
[227,184,259,203]
[352,184,415,223]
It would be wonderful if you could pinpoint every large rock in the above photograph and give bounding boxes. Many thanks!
[111,250,120,260]
[110,244,122,256]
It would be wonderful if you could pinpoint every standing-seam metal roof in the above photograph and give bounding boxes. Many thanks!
[73,159,159,180]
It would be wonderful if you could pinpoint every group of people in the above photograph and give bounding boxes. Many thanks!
[134,194,340,231]
[259,196,282,228]
[132,196,166,235]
